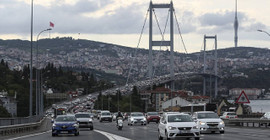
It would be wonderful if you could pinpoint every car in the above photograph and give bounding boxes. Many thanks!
[158,112,200,140]
[75,112,94,130]
[51,115,80,136]
[220,112,238,119]
[100,111,112,122]
[146,112,160,124]
[193,111,225,134]
[128,112,147,126]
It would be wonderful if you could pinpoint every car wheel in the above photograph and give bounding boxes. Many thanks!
[52,133,56,137]
[75,132,79,136]
[90,127,94,130]
[158,130,163,140]
[220,131,225,134]
[165,130,170,140]
[195,137,200,140]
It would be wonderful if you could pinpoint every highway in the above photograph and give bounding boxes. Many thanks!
[8,119,270,140]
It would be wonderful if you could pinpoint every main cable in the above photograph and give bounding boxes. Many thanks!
[126,9,149,85]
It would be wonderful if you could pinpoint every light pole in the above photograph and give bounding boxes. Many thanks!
[29,0,34,117]
[36,28,51,116]
[258,29,270,36]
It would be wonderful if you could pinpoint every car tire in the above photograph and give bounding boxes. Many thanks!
[90,127,94,130]
[165,130,170,140]
[52,133,56,137]
[75,132,79,136]
[158,130,163,140]
[220,131,225,134]
[195,137,200,140]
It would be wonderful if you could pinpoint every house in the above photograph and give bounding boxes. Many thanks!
[0,96,17,117]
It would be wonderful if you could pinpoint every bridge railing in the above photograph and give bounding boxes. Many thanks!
[0,115,43,126]
[0,116,47,137]
[225,118,270,128]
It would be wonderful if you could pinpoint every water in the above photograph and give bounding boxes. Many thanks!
[229,100,270,113]
[249,100,270,113]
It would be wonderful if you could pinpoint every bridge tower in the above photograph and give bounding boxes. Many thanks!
[203,35,218,99]
[148,1,174,82]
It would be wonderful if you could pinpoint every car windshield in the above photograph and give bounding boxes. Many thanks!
[55,116,76,122]
[75,114,90,118]
[148,112,158,116]
[168,115,193,122]
[131,113,143,117]
[102,112,111,115]
[198,113,219,119]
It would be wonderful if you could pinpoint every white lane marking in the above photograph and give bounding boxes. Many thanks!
[6,130,51,140]
[94,130,131,140]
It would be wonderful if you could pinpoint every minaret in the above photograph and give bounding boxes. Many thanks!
[234,0,238,47]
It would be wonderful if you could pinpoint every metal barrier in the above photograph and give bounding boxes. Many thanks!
[225,118,270,128]
[0,117,46,137]
[0,116,43,126]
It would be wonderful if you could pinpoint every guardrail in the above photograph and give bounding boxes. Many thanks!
[224,118,270,128]
[0,116,43,126]
[0,117,46,137]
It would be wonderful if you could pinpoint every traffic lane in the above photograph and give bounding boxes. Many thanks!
[93,120,159,140]
[11,129,109,140]
[200,126,270,140]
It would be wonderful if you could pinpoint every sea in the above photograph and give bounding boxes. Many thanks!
[229,100,270,113]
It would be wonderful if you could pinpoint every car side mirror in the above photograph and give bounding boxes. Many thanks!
[51,119,54,123]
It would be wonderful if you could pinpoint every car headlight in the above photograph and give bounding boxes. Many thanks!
[219,121,224,125]
[52,123,56,127]
[192,125,199,129]
[89,118,93,122]
[168,126,177,130]
[73,123,79,127]
[199,121,206,125]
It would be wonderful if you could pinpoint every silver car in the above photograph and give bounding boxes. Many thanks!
[75,112,93,130]
[128,112,146,126]
[193,111,225,134]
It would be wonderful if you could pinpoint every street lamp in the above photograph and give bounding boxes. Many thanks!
[36,28,52,116]
[257,29,270,37]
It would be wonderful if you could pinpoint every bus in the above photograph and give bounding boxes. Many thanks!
[52,106,67,118]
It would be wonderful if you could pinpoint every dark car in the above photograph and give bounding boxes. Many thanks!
[52,115,79,136]
[146,112,160,124]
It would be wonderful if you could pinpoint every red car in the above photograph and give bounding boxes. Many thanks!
[146,112,160,124]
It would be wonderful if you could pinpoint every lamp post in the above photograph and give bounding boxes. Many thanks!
[36,28,52,116]
[29,0,34,117]
[258,29,270,37]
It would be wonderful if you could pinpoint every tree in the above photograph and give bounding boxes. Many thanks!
[0,106,11,117]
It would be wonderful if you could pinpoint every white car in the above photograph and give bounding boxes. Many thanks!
[128,112,147,125]
[158,112,200,140]
[220,112,238,119]
[99,111,112,122]
[75,112,94,130]
[193,111,225,134]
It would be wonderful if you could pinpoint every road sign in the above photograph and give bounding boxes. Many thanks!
[235,91,250,104]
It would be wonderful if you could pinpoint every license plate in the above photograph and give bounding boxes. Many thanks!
[153,119,157,121]
[179,130,188,134]
[61,131,69,134]
[209,126,217,129]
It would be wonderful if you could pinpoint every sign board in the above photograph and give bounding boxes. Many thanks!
[235,91,250,104]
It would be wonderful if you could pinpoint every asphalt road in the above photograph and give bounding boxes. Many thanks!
[7,119,270,140]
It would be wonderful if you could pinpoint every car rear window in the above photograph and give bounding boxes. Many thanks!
[198,113,219,119]
[227,113,236,115]
[168,115,193,122]
[56,116,76,122]
[102,112,111,115]
[148,112,158,116]
[75,114,90,118]
[131,113,144,117]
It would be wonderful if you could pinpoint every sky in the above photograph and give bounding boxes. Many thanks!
[0,0,269,53]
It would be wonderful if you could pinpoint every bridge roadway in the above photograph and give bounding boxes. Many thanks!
[8,119,270,140]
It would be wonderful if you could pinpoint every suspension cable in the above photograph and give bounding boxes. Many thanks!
[173,10,188,54]
[152,9,170,78]
[126,9,149,85]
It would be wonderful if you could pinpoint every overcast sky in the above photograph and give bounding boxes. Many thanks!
[0,0,269,52]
